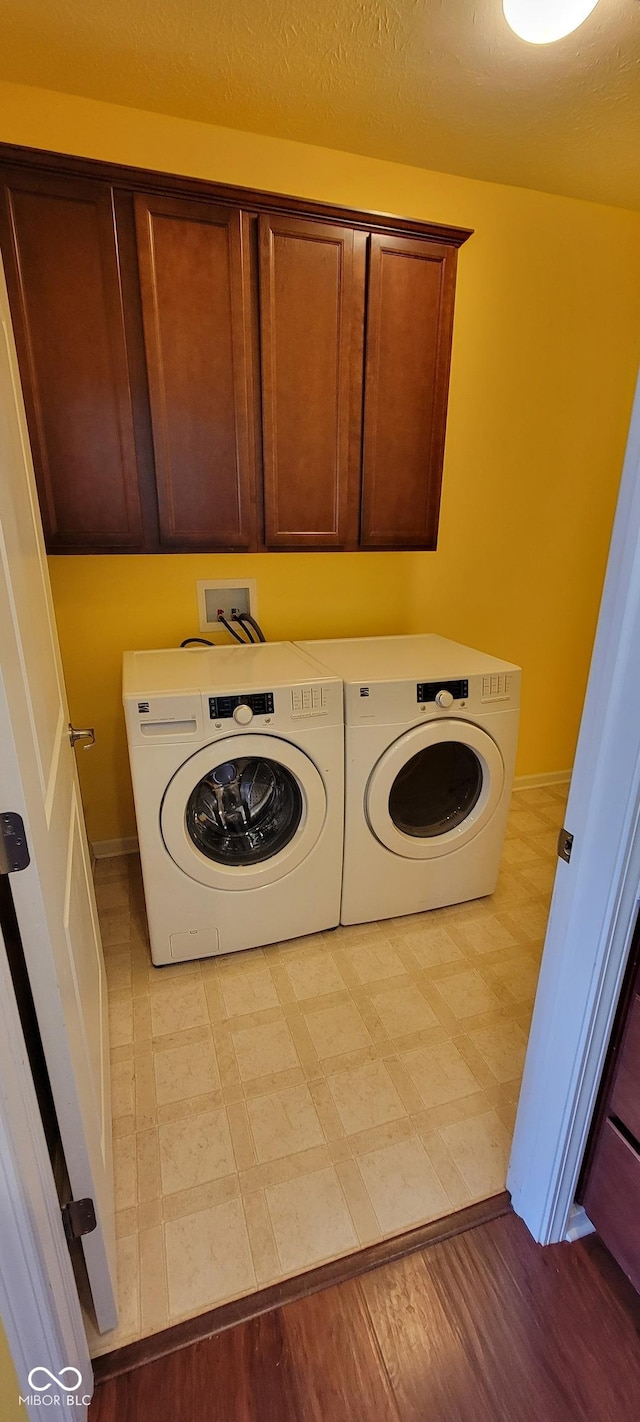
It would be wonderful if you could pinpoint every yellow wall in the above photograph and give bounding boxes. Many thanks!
[0,1322,22,1422]
[1,82,639,843]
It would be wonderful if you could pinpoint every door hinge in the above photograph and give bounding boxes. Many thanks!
[61,1198,97,1243]
[0,812,30,875]
[557,826,574,864]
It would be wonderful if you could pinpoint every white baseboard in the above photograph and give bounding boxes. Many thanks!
[564,1204,596,1242]
[513,770,572,790]
[91,835,139,859]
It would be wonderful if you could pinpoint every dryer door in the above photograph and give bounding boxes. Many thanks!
[161,734,327,890]
[366,719,505,861]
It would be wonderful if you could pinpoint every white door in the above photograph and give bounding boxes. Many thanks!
[0,256,117,1329]
[365,719,505,859]
[508,369,640,1243]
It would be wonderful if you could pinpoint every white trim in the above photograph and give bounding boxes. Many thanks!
[91,835,139,859]
[0,919,92,1420]
[508,368,640,1244]
[513,770,572,790]
[564,1205,595,1243]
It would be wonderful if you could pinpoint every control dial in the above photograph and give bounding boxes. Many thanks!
[435,689,454,709]
[233,702,254,725]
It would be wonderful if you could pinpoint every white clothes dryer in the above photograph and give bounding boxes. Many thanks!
[123,643,344,964]
[296,635,520,926]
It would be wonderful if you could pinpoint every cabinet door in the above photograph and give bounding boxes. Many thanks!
[134,194,256,550]
[259,215,364,549]
[361,234,458,550]
[0,170,143,550]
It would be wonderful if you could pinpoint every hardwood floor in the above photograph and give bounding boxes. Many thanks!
[89,1211,640,1421]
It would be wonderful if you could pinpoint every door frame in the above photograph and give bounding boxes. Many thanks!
[508,369,640,1243]
[0,692,92,1421]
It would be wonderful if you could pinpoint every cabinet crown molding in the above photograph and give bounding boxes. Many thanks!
[0,142,473,249]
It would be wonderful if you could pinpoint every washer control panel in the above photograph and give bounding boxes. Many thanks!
[209,692,274,719]
[417,680,468,703]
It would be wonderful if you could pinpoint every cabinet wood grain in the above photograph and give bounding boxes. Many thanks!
[361,233,458,550]
[134,194,257,549]
[0,144,472,556]
[0,169,143,550]
[583,1120,640,1295]
[259,214,364,549]
[609,993,640,1144]
[579,911,640,1294]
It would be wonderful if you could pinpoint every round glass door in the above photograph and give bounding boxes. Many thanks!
[388,742,483,839]
[186,755,303,865]
[161,732,327,891]
[365,719,505,862]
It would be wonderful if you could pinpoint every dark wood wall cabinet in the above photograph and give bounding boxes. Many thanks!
[579,911,640,1294]
[134,195,257,551]
[0,144,472,553]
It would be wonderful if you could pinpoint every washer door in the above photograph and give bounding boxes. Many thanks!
[161,734,327,890]
[366,720,505,861]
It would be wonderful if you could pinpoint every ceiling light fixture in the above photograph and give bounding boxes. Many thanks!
[503,0,601,44]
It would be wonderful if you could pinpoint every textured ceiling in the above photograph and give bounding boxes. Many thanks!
[0,0,639,208]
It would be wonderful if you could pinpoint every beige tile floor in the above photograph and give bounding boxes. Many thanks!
[86,783,566,1356]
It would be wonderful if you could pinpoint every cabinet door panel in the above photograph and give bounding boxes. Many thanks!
[0,170,143,549]
[259,216,362,549]
[582,1120,640,1295]
[135,195,256,550]
[361,234,457,550]
[609,994,640,1144]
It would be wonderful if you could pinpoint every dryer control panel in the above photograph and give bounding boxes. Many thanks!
[417,680,468,702]
[343,668,521,725]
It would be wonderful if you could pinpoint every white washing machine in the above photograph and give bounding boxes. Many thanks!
[296,635,521,926]
[123,643,344,964]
